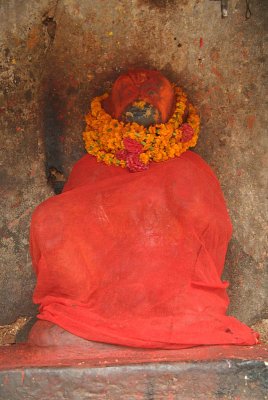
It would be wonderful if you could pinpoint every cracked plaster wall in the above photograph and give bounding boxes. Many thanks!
[0,0,267,329]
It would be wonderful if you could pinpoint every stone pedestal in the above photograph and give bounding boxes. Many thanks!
[0,344,267,399]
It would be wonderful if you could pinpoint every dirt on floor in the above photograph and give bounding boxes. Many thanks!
[0,316,31,345]
[251,319,268,345]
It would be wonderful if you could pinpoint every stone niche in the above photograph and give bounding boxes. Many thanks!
[0,0,267,342]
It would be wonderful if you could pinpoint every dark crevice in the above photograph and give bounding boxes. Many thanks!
[42,85,66,194]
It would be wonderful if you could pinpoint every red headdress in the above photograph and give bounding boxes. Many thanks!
[102,69,175,123]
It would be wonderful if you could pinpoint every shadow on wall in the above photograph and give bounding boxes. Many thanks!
[43,84,66,194]
[223,238,268,325]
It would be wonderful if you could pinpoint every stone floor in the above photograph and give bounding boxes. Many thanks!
[0,344,267,399]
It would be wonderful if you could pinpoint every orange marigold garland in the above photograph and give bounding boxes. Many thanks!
[83,86,200,172]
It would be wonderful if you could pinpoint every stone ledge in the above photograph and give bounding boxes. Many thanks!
[0,344,267,399]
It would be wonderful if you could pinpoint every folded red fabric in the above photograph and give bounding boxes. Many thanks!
[30,152,258,348]
[102,69,175,123]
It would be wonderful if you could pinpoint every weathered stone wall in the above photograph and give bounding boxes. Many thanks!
[0,0,57,324]
[0,0,267,329]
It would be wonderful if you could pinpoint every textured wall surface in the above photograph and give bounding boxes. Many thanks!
[0,0,267,330]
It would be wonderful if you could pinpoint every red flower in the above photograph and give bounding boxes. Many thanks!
[180,123,194,143]
[123,138,143,153]
[115,149,128,161]
[126,153,148,172]
[116,138,147,172]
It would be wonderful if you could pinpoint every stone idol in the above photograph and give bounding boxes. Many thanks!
[28,70,258,348]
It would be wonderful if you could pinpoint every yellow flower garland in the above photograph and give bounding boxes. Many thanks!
[83,86,200,168]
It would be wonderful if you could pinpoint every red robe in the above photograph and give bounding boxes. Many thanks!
[30,151,258,348]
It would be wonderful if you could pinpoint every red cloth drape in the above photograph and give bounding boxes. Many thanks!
[30,151,258,348]
[102,69,175,122]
